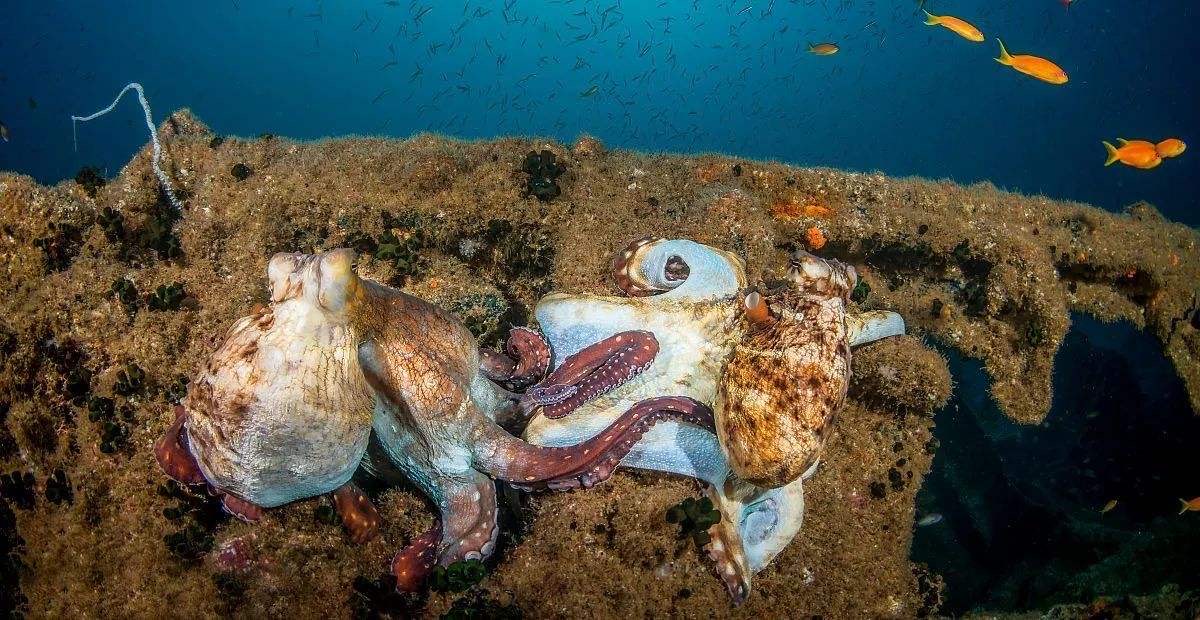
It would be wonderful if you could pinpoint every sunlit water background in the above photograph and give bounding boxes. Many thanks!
[2,1,1199,614]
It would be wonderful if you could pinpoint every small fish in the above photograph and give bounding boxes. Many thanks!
[1103,140,1161,169]
[0,121,8,142]
[580,84,599,97]
[1100,499,1118,514]
[807,42,839,56]
[922,10,983,42]
[1157,138,1186,158]
[1180,497,1200,514]
[28,97,37,109]
[995,39,1068,84]
[916,513,943,527]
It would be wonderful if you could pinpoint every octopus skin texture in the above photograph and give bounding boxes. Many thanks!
[155,248,710,591]
[522,237,905,603]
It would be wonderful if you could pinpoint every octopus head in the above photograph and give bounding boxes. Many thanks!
[267,248,363,319]
[785,249,856,302]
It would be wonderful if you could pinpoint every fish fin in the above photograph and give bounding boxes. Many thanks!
[1103,141,1119,166]
[1117,138,1129,146]
[994,38,1013,66]
[1182,499,1189,515]
[922,10,938,25]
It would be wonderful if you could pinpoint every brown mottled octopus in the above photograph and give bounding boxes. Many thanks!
[154,249,713,590]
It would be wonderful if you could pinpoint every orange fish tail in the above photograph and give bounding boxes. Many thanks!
[994,39,1013,66]
[1182,499,1191,515]
[1103,142,1119,166]
[923,10,939,26]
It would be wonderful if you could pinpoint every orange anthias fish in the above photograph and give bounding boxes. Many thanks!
[808,42,839,56]
[995,39,1068,84]
[1103,140,1162,169]
[1157,138,1187,158]
[1181,497,1200,514]
[922,10,984,42]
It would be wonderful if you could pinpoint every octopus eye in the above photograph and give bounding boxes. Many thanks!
[801,258,831,280]
[663,255,690,282]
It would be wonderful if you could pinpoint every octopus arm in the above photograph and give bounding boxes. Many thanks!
[846,310,905,347]
[391,470,500,592]
[472,396,715,491]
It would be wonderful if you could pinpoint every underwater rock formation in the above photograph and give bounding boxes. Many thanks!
[0,111,1196,616]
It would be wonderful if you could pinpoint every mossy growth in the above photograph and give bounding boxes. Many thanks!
[139,207,183,261]
[163,375,188,405]
[148,283,185,311]
[111,277,139,314]
[448,293,509,350]
[34,221,83,273]
[208,135,226,149]
[113,364,146,397]
[349,575,422,619]
[74,166,106,197]
[520,149,566,202]
[96,207,125,242]
[230,163,253,181]
[348,212,432,285]
[0,471,36,509]
[442,589,522,620]
[313,502,340,526]
[0,499,27,614]
[158,481,226,563]
[850,278,871,304]
[44,469,72,505]
[665,496,721,548]
[429,559,488,593]
[483,220,555,283]
[86,397,133,454]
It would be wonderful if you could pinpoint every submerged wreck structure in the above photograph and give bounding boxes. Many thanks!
[1,109,1198,617]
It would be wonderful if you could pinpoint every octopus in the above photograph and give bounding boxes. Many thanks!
[523,237,904,603]
[154,248,715,590]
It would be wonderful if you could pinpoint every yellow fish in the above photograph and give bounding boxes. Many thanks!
[922,10,984,42]
[0,121,8,143]
[1181,497,1200,514]
[995,39,1068,84]
[1100,499,1118,515]
[1103,140,1161,169]
[1157,138,1186,158]
[808,42,839,56]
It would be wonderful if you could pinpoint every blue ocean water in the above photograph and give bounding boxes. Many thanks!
[1,0,1197,225]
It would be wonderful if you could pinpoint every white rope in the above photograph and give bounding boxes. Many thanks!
[71,83,183,214]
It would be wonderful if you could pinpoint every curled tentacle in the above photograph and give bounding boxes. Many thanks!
[476,396,715,491]
[520,331,658,420]
[154,405,207,485]
[480,326,552,390]
[331,482,381,544]
[393,524,441,593]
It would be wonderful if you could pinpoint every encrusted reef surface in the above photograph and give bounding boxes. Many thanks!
[0,110,1196,617]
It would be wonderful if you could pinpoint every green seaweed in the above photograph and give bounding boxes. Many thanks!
[520,149,566,202]
[665,496,721,548]
[113,364,145,397]
[74,166,106,197]
[442,589,522,620]
[44,470,72,505]
[34,222,83,273]
[111,277,139,314]
[429,559,488,593]
[148,283,185,311]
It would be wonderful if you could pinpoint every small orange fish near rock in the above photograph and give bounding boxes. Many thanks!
[1156,138,1186,158]
[922,10,984,42]
[995,39,1068,84]
[808,42,839,56]
[1180,497,1200,514]
[1103,140,1162,169]
[805,226,827,250]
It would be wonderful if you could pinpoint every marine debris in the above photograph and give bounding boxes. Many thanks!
[0,116,1196,616]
